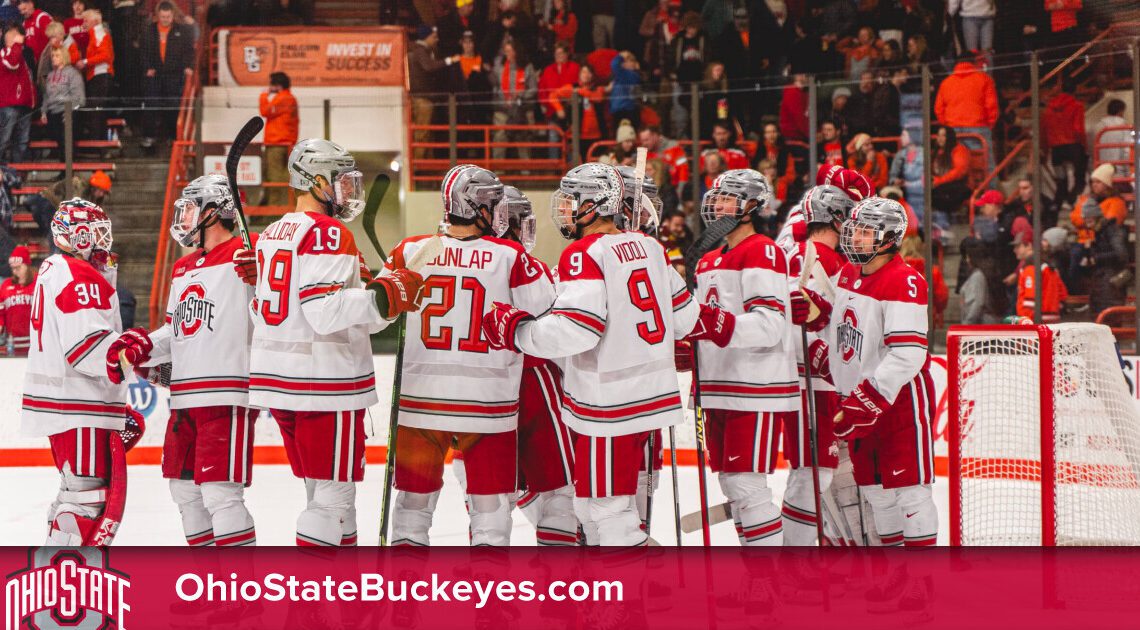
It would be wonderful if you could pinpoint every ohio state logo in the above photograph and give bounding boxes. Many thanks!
[4,547,131,630]
[173,283,216,338]
[837,308,863,363]
[704,286,721,309]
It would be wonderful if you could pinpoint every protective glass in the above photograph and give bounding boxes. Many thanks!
[170,197,204,248]
[517,212,537,252]
[333,170,365,221]
[700,189,743,226]
[492,198,512,240]
[550,190,579,240]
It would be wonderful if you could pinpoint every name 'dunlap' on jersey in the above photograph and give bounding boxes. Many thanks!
[431,247,495,269]
[173,283,216,338]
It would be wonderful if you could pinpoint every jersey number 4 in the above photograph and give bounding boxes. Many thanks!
[420,276,489,353]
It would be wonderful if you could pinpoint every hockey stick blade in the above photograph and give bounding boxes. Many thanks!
[680,501,732,533]
[684,216,737,288]
[225,116,264,249]
[362,174,392,264]
[405,235,443,272]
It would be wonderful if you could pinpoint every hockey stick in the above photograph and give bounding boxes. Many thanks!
[691,354,713,547]
[798,241,826,545]
[681,501,732,533]
[630,148,660,540]
[225,116,264,250]
[667,427,682,546]
[683,216,737,290]
[379,235,444,546]
[361,174,393,264]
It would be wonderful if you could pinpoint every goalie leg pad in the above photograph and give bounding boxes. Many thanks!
[896,484,937,547]
[468,493,513,546]
[169,479,214,546]
[296,479,355,547]
[520,485,578,546]
[719,473,782,546]
[201,482,256,546]
[781,467,834,546]
[576,495,646,547]
[392,490,439,547]
[47,473,107,546]
[862,484,904,546]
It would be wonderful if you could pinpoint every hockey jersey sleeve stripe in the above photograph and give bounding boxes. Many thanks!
[564,391,681,422]
[170,378,250,394]
[551,308,606,336]
[299,282,344,303]
[398,395,520,419]
[697,381,800,398]
[672,290,693,311]
[884,333,928,348]
[743,296,785,313]
[65,330,111,367]
[22,395,126,418]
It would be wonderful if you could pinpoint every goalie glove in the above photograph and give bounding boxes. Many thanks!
[368,268,425,319]
[833,379,890,440]
[105,328,153,384]
[686,303,736,348]
[481,302,534,353]
[806,338,831,384]
[232,248,257,286]
[790,286,831,331]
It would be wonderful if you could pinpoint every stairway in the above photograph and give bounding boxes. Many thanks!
[106,157,170,322]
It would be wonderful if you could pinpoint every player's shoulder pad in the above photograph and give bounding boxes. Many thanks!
[386,233,437,269]
[879,256,928,305]
[171,249,202,278]
[483,236,547,285]
[298,213,358,256]
[557,233,606,281]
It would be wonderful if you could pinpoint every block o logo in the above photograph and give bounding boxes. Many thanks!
[4,547,131,629]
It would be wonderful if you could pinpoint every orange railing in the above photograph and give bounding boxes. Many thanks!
[967,138,1031,226]
[1096,305,1137,341]
[407,123,569,190]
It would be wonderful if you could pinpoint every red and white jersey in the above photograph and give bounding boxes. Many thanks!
[788,239,845,392]
[21,254,126,437]
[249,211,390,412]
[384,234,555,433]
[0,275,36,355]
[694,233,798,412]
[829,255,930,404]
[516,231,700,438]
[144,236,255,409]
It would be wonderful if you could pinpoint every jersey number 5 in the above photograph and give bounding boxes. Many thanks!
[627,268,665,345]
[420,276,489,353]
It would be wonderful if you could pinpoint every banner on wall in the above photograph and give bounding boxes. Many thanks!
[217,27,406,88]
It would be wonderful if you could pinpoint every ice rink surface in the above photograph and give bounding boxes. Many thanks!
[1,464,951,546]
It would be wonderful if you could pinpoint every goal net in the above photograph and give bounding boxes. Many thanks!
[948,324,1140,546]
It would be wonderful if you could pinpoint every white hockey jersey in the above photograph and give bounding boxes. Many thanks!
[787,239,846,392]
[516,231,700,437]
[21,254,127,437]
[143,235,255,409]
[829,255,931,404]
[384,234,555,433]
[694,233,798,412]
[249,211,390,412]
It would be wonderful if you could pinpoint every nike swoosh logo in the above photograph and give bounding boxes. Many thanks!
[728,455,741,462]
[906,512,918,519]
[201,466,214,472]
[892,469,906,476]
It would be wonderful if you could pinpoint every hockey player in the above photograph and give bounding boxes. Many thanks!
[482,163,734,546]
[22,199,138,545]
[781,184,853,545]
[386,166,555,547]
[776,165,872,257]
[238,139,424,546]
[693,169,799,546]
[830,197,937,551]
[0,245,37,356]
[104,175,259,547]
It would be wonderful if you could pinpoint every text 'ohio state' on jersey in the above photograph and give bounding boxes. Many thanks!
[383,233,555,433]
[249,211,390,412]
[787,239,845,392]
[830,255,930,404]
[516,231,699,438]
[144,235,255,409]
[694,233,798,412]
[21,254,127,437]
[0,275,36,353]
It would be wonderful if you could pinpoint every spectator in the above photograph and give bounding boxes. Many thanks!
[658,207,690,273]
[639,124,685,185]
[0,24,34,164]
[971,189,1004,244]
[1042,77,1086,212]
[698,60,728,138]
[700,0,735,41]
[547,63,605,159]
[591,0,616,50]
[1045,0,1083,49]
[450,30,492,137]
[846,133,888,190]
[1042,226,1071,289]
[844,71,877,136]
[17,0,50,62]
[1079,201,1129,317]
[1011,231,1067,323]
[756,159,788,202]
[709,119,748,169]
[959,237,1005,324]
[900,234,948,326]
[779,72,810,144]
[817,120,845,168]
[609,50,641,129]
[1071,164,1127,247]
[904,33,932,76]
[111,0,144,109]
[141,1,195,150]
[490,40,536,161]
[545,0,577,53]
[754,122,799,197]
[76,9,113,140]
[41,45,84,160]
[934,52,998,174]
[819,0,857,40]
[931,125,970,226]
[645,156,679,215]
[438,0,483,57]
[890,127,925,220]
[63,0,88,52]
[877,39,901,67]
[601,119,637,165]
[699,148,726,197]
[1092,99,1130,176]
[827,87,851,140]
[0,245,35,356]
[668,9,706,137]
[639,0,681,87]
[258,71,298,206]
[481,4,536,63]
[409,25,459,159]
[538,40,578,122]
[948,0,995,52]
[837,25,883,80]
[88,168,110,206]
[25,173,85,242]
[36,21,80,93]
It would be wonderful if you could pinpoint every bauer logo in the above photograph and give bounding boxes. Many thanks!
[837,308,862,363]
[4,547,131,630]
[174,283,216,338]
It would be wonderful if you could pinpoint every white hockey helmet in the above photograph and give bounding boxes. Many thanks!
[841,196,908,265]
[171,174,235,248]
[498,185,537,252]
[614,164,662,233]
[802,184,854,227]
[441,164,506,235]
[288,138,365,221]
[551,163,625,239]
[700,168,772,226]
[52,198,113,260]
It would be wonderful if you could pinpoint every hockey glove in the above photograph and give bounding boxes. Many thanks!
[686,304,736,348]
[674,339,693,372]
[481,302,533,353]
[833,379,890,440]
[806,338,832,384]
[233,248,258,286]
[358,253,372,284]
[790,286,832,331]
[368,268,425,319]
[106,328,154,384]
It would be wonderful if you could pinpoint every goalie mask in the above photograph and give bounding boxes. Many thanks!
[802,184,855,227]
[614,164,662,233]
[441,164,506,235]
[841,196,908,265]
[700,169,772,226]
[171,174,236,248]
[288,138,365,221]
[497,185,537,252]
[52,198,113,261]
[551,163,625,240]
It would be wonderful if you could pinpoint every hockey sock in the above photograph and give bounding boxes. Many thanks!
[391,490,439,547]
[519,485,578,546]
[296,479,355,546]
[468,493,513,546]
[720,473,782,546]
[575,495,646,546]
[862,485,905,546]
[201,482,256,546]
[169,479,214,546]
[897,484,938,547]
[781,467,834,546]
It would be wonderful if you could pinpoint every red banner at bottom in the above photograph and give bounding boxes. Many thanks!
[3,547,1139,629]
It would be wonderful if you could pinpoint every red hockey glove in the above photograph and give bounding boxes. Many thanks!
[368,268,425,319]
[790,286,832,331]
[106,328,153,384]
[833,380,890,440]
[481,302,534,353]
[674,339,693,372]
[232,248,257,286]
[806,338,831,384]
[358,253,372,284]
[686,304,736,348]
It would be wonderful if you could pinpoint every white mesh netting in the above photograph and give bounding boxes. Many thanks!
[952,324,1140,546]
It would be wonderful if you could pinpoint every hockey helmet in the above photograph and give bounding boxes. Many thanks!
[288,138,365,221]
[441,164,506,236]
[171,174,236,248]
[700,168,772,226]
[52,198,113,260]
[802,184,854,227]
[497,185,537,252]
[551,163,625,240]
[614,164,662,233]
[841,196,908,265]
